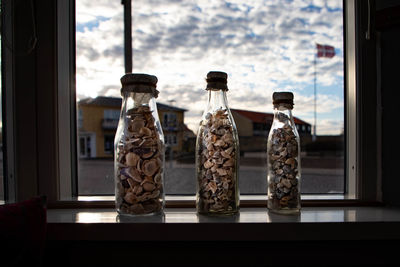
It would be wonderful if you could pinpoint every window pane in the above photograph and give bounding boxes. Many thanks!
[76,0,344,196]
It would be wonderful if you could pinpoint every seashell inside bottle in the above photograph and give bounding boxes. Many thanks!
[267,92,301,214]
[196,71,240,215]
[114,73,165,216]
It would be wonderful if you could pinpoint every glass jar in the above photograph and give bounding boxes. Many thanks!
[114,73,165,215]
[267,92,301,214]
[196,71,240,215]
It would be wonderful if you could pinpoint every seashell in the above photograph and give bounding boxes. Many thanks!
[141,175,154,185]
[118,162,127,168]
[124,192,137,204]
[223,158,234,167]
[222,182,229,190]
[126,152,140,166]
[224,146,234,155]
[206,181,218,194]
[220,151,230,158]
[149,190,160,199]
[203,160,213,169]
[139,127,152,136]
[222,132,233,143]
[132,185,143,195]
[126,167,142,183]
[154,173,162,184]
[272,161,281,170]
[216,168,228,176]
[142,159,159,177]
[216,128,226,136]
[279,149,288,158]
[212,158,224,165]
[283,165,292,174]
[215,109,226,117]
[212,151,221,158]
[129,203,145,214]
[210,164,218,173]
[127,178,138,188]
[137,158,143,172]
[121,178,130,188]
[143,202,160,213]
[143,182,156,192]
[283,187,290,193]
[137,106,151,113]
[142,149,156,159]
[130,118,145,132]
[280,196,291,206]
[285,158,296,169]
[206,143,214,152]
[214,139,225,147]
[281,178,292,188]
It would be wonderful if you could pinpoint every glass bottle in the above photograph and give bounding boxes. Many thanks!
[267,92,301,214]
[114,73,165,216]
[196,71,240,215]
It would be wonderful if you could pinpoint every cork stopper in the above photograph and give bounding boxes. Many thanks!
[120,73,159,98]
[273,92,294,109]
[206,71,228,91]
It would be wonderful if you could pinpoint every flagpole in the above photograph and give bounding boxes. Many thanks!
[313,50,317,142]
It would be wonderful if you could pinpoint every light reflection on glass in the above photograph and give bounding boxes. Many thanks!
[300,209,345,222]
[76,212,117,223]
[165,210,198,223]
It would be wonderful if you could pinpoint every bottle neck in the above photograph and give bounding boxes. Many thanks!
[206,89,229,112]
[273,105,295,126]
[122,92,157,116]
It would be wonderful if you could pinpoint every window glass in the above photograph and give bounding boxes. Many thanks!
[76,0,344,196]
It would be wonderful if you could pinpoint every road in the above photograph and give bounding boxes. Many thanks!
[0,156,344,198]
[78,158,344,195]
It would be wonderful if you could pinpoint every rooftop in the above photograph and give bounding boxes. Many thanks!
[231,108,310,125]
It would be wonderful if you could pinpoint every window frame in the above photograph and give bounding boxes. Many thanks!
[1,0,381,207]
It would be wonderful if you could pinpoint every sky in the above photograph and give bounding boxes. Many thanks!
[76,0,344,135]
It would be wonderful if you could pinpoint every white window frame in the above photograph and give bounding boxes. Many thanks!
[345,0,357,199]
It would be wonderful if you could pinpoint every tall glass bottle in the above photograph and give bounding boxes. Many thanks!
[114,73,165,216]
[267,92,301,214]
[196,71,239,215]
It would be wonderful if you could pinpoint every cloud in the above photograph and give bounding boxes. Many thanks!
[76,0,344,135]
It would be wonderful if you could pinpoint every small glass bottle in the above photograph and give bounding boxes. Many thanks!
[114,73,165,216]
[267,92,301,214]
[196,71,240,215]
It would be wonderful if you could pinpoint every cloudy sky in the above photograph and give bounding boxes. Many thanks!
[76,0,344,135]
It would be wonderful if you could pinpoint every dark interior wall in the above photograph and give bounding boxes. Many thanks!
[380,26,400,206]
[377,1,400,206]
[1,0,59,202]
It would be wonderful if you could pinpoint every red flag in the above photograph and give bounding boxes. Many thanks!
[316,44,335,58]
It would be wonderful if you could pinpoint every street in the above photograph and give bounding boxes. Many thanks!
[78,157,344,195]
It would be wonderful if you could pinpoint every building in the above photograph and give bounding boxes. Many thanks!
[231,109,311,153]
[231,109,312,137]
[78,96,189,158]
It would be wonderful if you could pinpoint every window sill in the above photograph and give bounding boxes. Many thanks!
[47,206,400,241]
[52,194,368,209]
